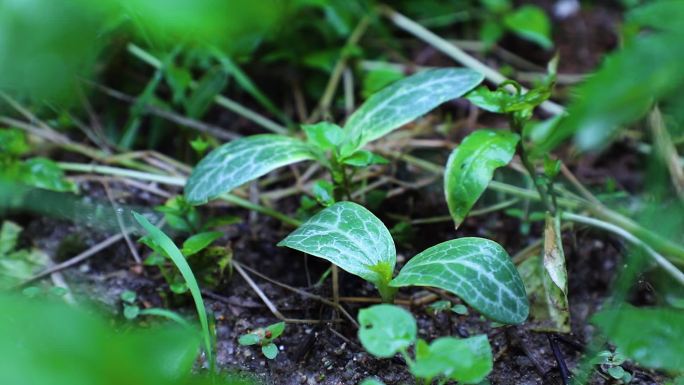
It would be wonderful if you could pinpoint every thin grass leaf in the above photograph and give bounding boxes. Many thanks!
[133,212,213,367]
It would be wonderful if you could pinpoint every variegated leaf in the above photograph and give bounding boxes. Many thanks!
[278,202,396,291]
[340,68,484,156]
[185,134,315,204]
[391,237,528,324]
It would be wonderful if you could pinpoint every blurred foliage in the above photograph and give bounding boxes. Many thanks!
[0,221,50,290]
[0,129,76,192]
[0,294,257,385]
[539,0,684,152]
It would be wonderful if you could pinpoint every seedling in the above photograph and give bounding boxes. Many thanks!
[594,350,632,384]
[279,201,528,324]
[238,322,286,360]
[358,304,493,385]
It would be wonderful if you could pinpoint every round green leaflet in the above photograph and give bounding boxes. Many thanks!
[358,304,416,358]
[391,237,529,324]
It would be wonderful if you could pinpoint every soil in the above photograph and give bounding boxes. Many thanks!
[4,1,673,385]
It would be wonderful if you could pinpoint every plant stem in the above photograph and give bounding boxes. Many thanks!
[561,212,684,285]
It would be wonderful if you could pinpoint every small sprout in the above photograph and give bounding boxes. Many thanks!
[358,304,493,384]
[238,322,286,360]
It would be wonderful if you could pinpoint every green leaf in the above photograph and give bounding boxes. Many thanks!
[185,68,228,119]
[504,5,553,49]
[185,135,315,204]
[607,366,625,380]
[0,220,22,255]
[444,130,519,228]
[278,202,396,296]
[181,231,223,257]
[341,68,484,156]
[592,306,684,372]
[538,27,684,152]
[266,321,286,339]
[124,305,140,320]
[410,335,493,384]
[120,290,137,304]
[358,304,416,358]
[391,238,529,324]
[303,122,344,151]
[238,333,260,346]
[261,343,278,359]
[0,129,29,157]
[133,212,213,366]
[311,179,335,207]
[340,150,388,167]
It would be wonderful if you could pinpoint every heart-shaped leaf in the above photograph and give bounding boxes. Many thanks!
[410,335,493,384]
[278,202,396,297]
[358,304,416,358]
[341,68,484,156]
[391,237,528,324]
[444,130,519,228]
[185,134,315,204]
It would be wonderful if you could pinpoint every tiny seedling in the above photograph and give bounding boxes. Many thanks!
[426,300,468,317]
[594,350,632,384]
[119,289,191,327]
[478,0,553,50]
[279,201,528,324]
[238,322,286,360]
[358,304,493,385]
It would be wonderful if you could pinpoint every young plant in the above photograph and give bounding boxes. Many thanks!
[358,304,493,385]
[238,321,286,360]
[133,212,215,369]
[183,68,484,204]
[278,201,528,324]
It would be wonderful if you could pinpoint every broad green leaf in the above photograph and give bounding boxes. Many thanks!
[358,304,416,358]
[410,335,493,384]
[181,231,223,257]
[238,333,260,346]
[261,343,278,359]
[541,213,569,332]
[120,290,137,304]
[18,158,76,193]
[133,212,213,366]
[185,135,315,204]
[341,68,484,156]
[266,322,285,339]
[278,202,396,294]
[444,130,519,228]
[391,238,528,324]
[303,122,344,151]
[592,306,684,372]
[504,5,552,49]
